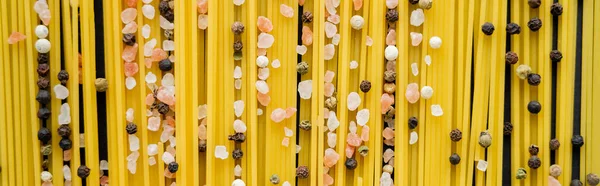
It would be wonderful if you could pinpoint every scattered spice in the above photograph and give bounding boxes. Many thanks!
[37,107,51,120]
[551,2,563,16]
[95,78,108,92]
[36,90,51,104]
[270,174,280,184]
[528,156,541,169]
[198,139,207,152]
[77,165,91,178]
[296,166,309,179]
[549,164,562,178]
[449,153,461,165]
[345,158,357,170]
[358,145,369,156]
[516,64,532,79]
[384,70,396,83]
[163,9,174,22]
[233,40,243,51]
[408,117,418,129]
[37,63,50,77]
[386,9,399,23]
[296,61,309,75]
[505,51,519,64]
[528,17,543,32]
[301,11,313,23]
[516,168,527,179]
[159,1,170,15]
[299,120,311,130]
[418,0,432,9]
[57,125,71,137]
[550,50,563,63]
[168,162,179,173]
[360,80,372,93]
[550,138,560,150]
[59,138,73,150]
[231,22,245,35]
[450,129,462,142]
[506,23,521,35]
[164,29,174,40]
[409,0,419,5]
[126,122,137,134]
[41,144,52,156]
[529,144,539,155]
[38,53,49,64]
[325,97,337,110]
[482,22,495,35]
[588,173,600,186]
[159,59,173,71]
[232,148,243,160]
[527,73,541,86]
[228,133,246,143]
[57,70,69,85]
[37,77,50,89]
[122,33,136,46]
[527,101,542,114]
[157,102,170,115]
[528,0,541,9]
[504,122,513,135]
[478,131,492,148]
[572,135,584,148]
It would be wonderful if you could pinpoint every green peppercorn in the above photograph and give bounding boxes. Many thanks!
[167,162,179,173]
[550,138,560,150]
[386,9,399,23]
[37,127,52,144]
[528,17,543,32]
[482,22,495,35]
[41,144,52,156]
[345,158,358,170]
[37,77,50,89]
[164,29,174,40]
[528,156,541,169]
[504,122,513,136]
[122,33,136,46]
[572,135,584,148]
[550,50,563,63]
[506,23,521,35]
[57,124,71,137]
[228,133,246,143]
[450,129,462,142]
[126,122,137,134]
[505,51,519,65]
[95,78,108,92]
[449,153,461,165]
[77,165,91,178]
[527,101,542,114]
[299,120,311,131]
[302,11,313,23]
[529,144,539,155]
[325,97,337,110]
[159,59,173,71]
[59,138,73,150]
[358,145,369,157]
[297,61,309,75]
[516,168,527,179]
[588,173,600,186]
[36,90,51,105]
[270,174,280,184]
[528,0,541,8]
[418,0,432,9]
[231,22,245,35]
[296,166,309,179]
[551,2,563,16]
[408,117,418,129]
[37,107,51,120]
[232,148,243,160]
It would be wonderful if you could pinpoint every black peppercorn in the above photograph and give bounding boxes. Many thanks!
[122,33,136,46]
[572,135,584,148]
[588,173,600,186]
[527,73,541,86]
[57,125,71,137]
[384,70,396,83]
[159,1,170,15]
[231,22,245,35]
[37,107,51,120]
[167,162,179,173]
[409,0,419,4]
[38,53,49,64]
[77,165,91,178]
[504,122,513,136]
[157,102,170,115]
[505,51,519,65]
[302,11,313,23]
[360,80,371,93]
[198,139,207,152]
[527,101,542,114]
[37,127,52,143]
[233,40,243,51]
[549,138,560,150]
[528,17,543,32]
[449,153,461,165]
[36,90,51,105]
[528,156,541,169]
[345,158,357,170]
[37,77,50,89]
[482,22,495,35]
[57,70,69,85]
[163,9,174,22]
[159,59,173,71]
[551,2,563,16]
[299,120,311,130]
[450,129,462,142]
[528,0,541,8]
[59,138,73,150]
[37,63,50,77]
[570,179,583,186]
[506,23,521,35]
[126,122,138,134]
[228,133,246,143]
[296,166,309,179]
[232,148,243,160]
[529,144,539,155]
[550,50,563,63]
[408,117,418,129]
[164,29,174,40]
[386,9,399,23]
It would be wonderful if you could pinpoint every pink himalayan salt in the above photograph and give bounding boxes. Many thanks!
[157,89,175,106]
[297,45,308,55]
[34,1,48,14]
[324,83,335,97]
[282,137,290,147]
[324,44,335,60]
[327,14,340,25]
[323,173,334,186]
[548,176,560,186]
[121,8,137,24]
[144,58,153,68]
[353,0,363,10]
[386,0,398,9]
[198,124,207,140]
[64,149,72,161]
[366,36,373,46]
[323,148,340,168]
[325,22,337,38]
[122,22,138,34]
[122,44,138,62]
[382,127,395,140]
[384,138,395,146]
[126,0,137,8]
[257,92,271,106]
[151,48,168,61]
[345,144,355,158]
[7,32,26,44]
[324,108,329,119]
[165,116,176,127]
[301,26,313,46]
[405,83,420,104]
[164,167,176,178]
[258,68,270,80]
[39,9,51,26]
[411,32,423,46]
[124,62,139,77]
[197,0,208,14]
[198,15,208,30]
[325,0,336,15]
[386,29,396,45]
[271,108,287,123]
[324,70,335,83]
[148,116,160,131]
[257,48,267,56]
[347,133,362,147]
[257,33,274,49]
[100,176,109,185]
[285,107,297,118]
[381,93,394,114]
[299,0,305,6]
[257,16,273,33]
[42,181,52,186]
[361,125,370,141]
[145,94,155,105]
[383,149,394,163]
[280,4,294,18]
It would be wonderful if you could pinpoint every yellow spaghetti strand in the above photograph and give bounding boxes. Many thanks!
[0,0,9,183]
[581,0,594,184]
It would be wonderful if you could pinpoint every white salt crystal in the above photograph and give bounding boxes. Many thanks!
[125,77,136,90]
[41,171,52,182]
[232,179,245,186]
[271,59,281,68]
[424,55,431,66]
[214,145,229,160]
[169,136,176,147]
[349,121,357,134]
[162,73,175,86]
[129,134,140,151]
[380,172,393,186]
[126,108,134,122]
[162,151,175,163]
[258,67,270,80]
[431,104,443,116]
[148,144,158,156]
[282,181,291,186]
[421,86,433,99]
[58,103,71,125]
[411,63,419,76]
[409,131,418,145]
[198,104,207,120]
[99,160,109,170]
[284,127,293,137]
[233,0,245,6]
[332,34,340,45]
[410,32,423,46]
[297,80,313,99]
[297,45,308,55]
[233,119,247,133]
[257,108,263,115]
[296,145,301,153]
[148,156,156,166]
[127,160,137,174]
[350,60,358,69]
[233,66,242,79]
[235,79,242,89]
[477,160,488,171]
[429,36,442,49]
[145,72,157,84]
[159,16,174,29]
[356,109,369,126]
[147,116,161,131]
[63,165,72,180]
[163,40,175,51]
[127,151,140,162]
[142,24,151,39]
[384,45,398,61]
[327,111,339,131]
[142,4,155,19]
[234,165,242,177]
[234,100,244,117]
[256,55,269,67]
[347,92,361,111]
[327,132,337,148]
[198,15,208,30]
[410,9,425,27]
[255,80,269,94]
[53,84,69,99]
[144,38,157,57]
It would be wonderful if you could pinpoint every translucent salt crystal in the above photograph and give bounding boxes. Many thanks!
[166,145,176,156]
[271,59,281,68]
[160,16,174,29]
[477,160,488,171]
[257,108,263,115]
[128,160,137,174]
[233,0,245,6]
[234,165,242,177]
[143,0,153,3]
[53,84,69,99]
[411,63,419,76]
[356,109,369,126]
[232,179,246,186]
[121,8,137,24]
[285,107,297,118]
[429,36,442,49]
[332,34,340,45]
[325,22,337,38]
[169,136,176,147]
[296,145,301,153]
[366,36,373,46]
[59,103,71,125]
[34,1,49,14]
[410,32,423,46]
[302,26,313,45]
[39,9,51,26]
[144,39,157,57]
[325,0,337,15]
[383,127,395,140]
[380,172,393,186]
[279,4,294,18]
[122,22,138,34]
[142,24,151,39]
[198,104,207,120]
[410,9,425,27]
[350,15,365,30]
[198,15,208,29]
[233,100,244,117]
[162,73,175,86]
[324,71,335,83]
[255,80,269,94]
[235,79,242,89]
[324,83,335,97]
[257,92,271,106]
[385,45,398,61]
[148,156,156,166]
[347,92,361,111]
[409,131,418,145]
[233,119,247,133]
[405,83,420,104]
[198,124,207,140]
[420,86,433,99]
[258,68,270,80]
[163,40,175,51]
[324,44,335,60]
[142,5,155,19]
[349,121,357,134]
[35,38,51,53]
[282,181,291,186]
[354,0,363,10]
[323,148,340,167]
[147,116,161,131]
[151,48,168,61]
[324,173,334,186]
[233,66,242,79]
[386,29,396,45]
[361,125,370,141]
[162,151,175,163]
[284,127,293,137]
[256,55,269,67]
[386,0,398,9]
[549,176,561,186]
[7,32,27,44]
[160,126,175,142]
[100,160,109,170]
[145,72,157,84]
[257,33,274,48]
[350,60,358,69]
[257,16,273,33]
[127,151,140,162]
[124,62,139,77]
[125,77,137,90]
[214,145,229,160]
[347,133,362,147]
[297,45,308,55]
[297,80,313,99]
[270,108,286,123]
[129,134,140,151]
[148,144,158,156]
[431,104,443,116]
[327,111,339,131]
[424,55,431,66]
[197,0,208,14]
[383,149,394,163]
[63,165,72,180]
[282,137,290,147]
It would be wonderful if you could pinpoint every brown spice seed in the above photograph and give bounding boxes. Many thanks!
[528,0,541,9]
[360,80,372,93]
[38,53,49,64]
[37,107,51,120]
[37,63,50,77]
[233,40,243,51]
[302,11,313,23]
[527,73,541,86]
[528,156,541,169]
[527,101,542,114]
[572,135,584,148]
[504,122,513,135]
[386,9,399,23]
[232,148,243,160]
[77,165,91,178]
[449,153,461,165]
[122,33,136,46]
[506,23,521,35]
[231,22,245,35]
[58,70,69,85]
[550,138,560,150]
[505,51,519,64]
[296,166,309,179]
[384,70,396,83]
[482,22,495,35]
[58,124,71,137]
[450,129,462,142]
[529,144,539,155]
[528,17,543,32]
[551,2,563,16]
[37,77,50,89]
[550,50,563,63]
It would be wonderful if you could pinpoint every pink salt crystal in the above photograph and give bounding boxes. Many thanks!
[63,149,72,161]
[280,4,294,18]
[323,148,340,167]
[257,16,273,33]
[7,32,26,44]
[347,133,362,147]
[157,90,175,106]
[258,68,270,80]
[42,181,53,186]
[124,62,139,77]
[257,33,274,49]
[297,45,308,55]
[324,108,330,119]
[197,0,208,14]
[198,15,208,30]
[121,8,138,24]
[39,9,51,26]
[410,32,423,46]
[126,0,137,8]
[384,138,395,146]
[270,108,287,123]
[365,36,373,46]
[148,117,161,131]
[151,48,168,61]
[298,0,305,6]
[122,22,138,34]
[100,176,109,185]
[324,22,337,38]
[122,44,139,62]
[34,1,48,14]
[353,0,363,10]
[281,137,290,147]
[144,58,153,68]
[324,44,335,60]
[382,127,395,140]
[324,71,335,83]
[345,145,355,158]
[257,48,267,56]
[285,107,297,118]
[386,29,396,45]
[323,173,334,186]
[381,93,394,114]
[325,0,337,15]
[164,168,176,178]
[257,92,271,106]
[327,14,340,25]
[548,176,560,186]
[361,125,370,141]
[198,124,207,140]
[383,149,394,163]
[324,83,335,97]
[145,94,155,106]
[405,83,420,104]
[301,26,313,46]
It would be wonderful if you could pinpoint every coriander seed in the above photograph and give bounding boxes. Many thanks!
[384,70,396,83]
[588,173,600,186]
[358,145,369,156]
[58,70,69,85]
[231,22,245,35]
[383,83,396,94]
[302,11,313,23]
[325,97,337,110]
[549,164,562,178]
[41,144,52,156]
[95,78,108,92]
[386,9,399,23]
[270,174,280,184]
[57,125,71,137]
[479,131,492,148]
[297,61,309,75]
[418,0,432,9]
[299,120,312,131]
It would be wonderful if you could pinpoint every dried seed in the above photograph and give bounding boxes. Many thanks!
[449,153,461,165]
[506,23,521,35]
[126,122,138,134]
[529,144,539,155]
[528,17,542,32]
[550,50,563,63]
[551,2,563,16]
[528,156,541,169]
[296,166,309,179]
[37,107,51,120]
[527,73,541,86]
[58,125,71,137]
[550,138,560,150]
[504,122,513,135]
[572,135,584,148]
[77,165,91,178]
[527,101,542,114]
[450,129,462,142]
[505,51,519,64]
[345,158,357,170]
[516,168,527,179]
[482,22,495,35]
